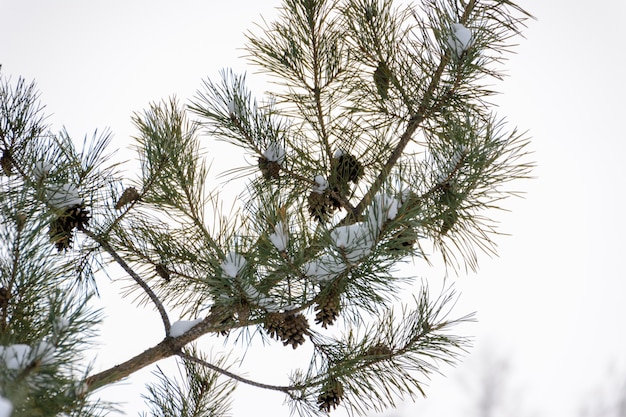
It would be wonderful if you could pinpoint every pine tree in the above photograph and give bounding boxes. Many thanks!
[0,0,532,415]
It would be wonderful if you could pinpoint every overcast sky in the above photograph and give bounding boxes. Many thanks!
[2,1,626,416]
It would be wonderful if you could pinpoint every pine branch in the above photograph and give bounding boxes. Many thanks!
[83,310,260,392]
[346,0,478,222]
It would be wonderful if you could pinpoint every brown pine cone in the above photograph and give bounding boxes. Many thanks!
[364,343,393,358]
[314,285,341,328]
[264,312,309,349]
[258,156,281,179]
[308,191,333,222]
[1,149,13,176]
[317,378,344,412]
[115,186,141,209]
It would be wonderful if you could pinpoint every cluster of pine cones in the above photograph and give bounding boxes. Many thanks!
[308,152,364,222]
[264,312,309,349]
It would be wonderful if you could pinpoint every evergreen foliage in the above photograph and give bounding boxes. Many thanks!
[0,0,532,415]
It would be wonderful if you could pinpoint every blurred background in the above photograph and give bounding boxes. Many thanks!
[1,0,625,416]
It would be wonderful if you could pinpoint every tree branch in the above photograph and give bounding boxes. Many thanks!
[84,313,226,391]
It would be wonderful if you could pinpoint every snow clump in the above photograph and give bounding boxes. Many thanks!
[312,175,328,193]
[32,341,56,365]
[331,222,376,263]
[55,317,71,332]
[169,319,203,337]
[0,342,55,370]
[0,344,31,370]
[263,143,285,165]
[367,192,401,231]
[303,254,347,283]
[447,23,473,56]
[46,183,83,210]
[241,283,280,312]
[221,252,246,278]
[32,161,53,182]
[269,221,289,251]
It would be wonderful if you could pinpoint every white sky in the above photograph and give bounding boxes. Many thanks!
[2,0,626,416]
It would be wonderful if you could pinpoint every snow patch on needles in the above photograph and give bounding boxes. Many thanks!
[46,183,83,210]
[331,223,376,263]
[436,146,468,184]
[33,341,56,365]
[32,161,53,182]
[170,319,203,337]
[303,191,404,282]
[0,396,12,417]
[241,283,280,312]
[447,23,473,56]
[367,192,401,231]
[303,254,347,283]
[312,175,328,193]
[0,344,31,370]
[55,317,71,332]
[0,342,55,370]
[269,221,289,251]
[221,252,246,278]
[227,98,238,117]
[263,143,285,165]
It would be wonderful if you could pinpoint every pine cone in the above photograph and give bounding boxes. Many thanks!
[317,378,344,413]
[155,263,171,282]
[48,203,90,251]
[333,153,364,184]
[315,285,341,328]
[258,156,281,179]
[0,287,10,313]
[364,343,393,358]
[264,312,309,349]
[1,149,13,176]
[49,217,73,251]
[308,191,333,222]
[373,61,391,99]
[65,204,90,231]
[16,212,26,232]
[115,186,141,209]
[264,312,283,339]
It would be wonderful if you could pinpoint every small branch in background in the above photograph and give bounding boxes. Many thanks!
[82,228,171,334]
[177,350,296,394]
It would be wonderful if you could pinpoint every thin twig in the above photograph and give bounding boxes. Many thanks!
[82,228,171,334]
[177,350,296,393]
